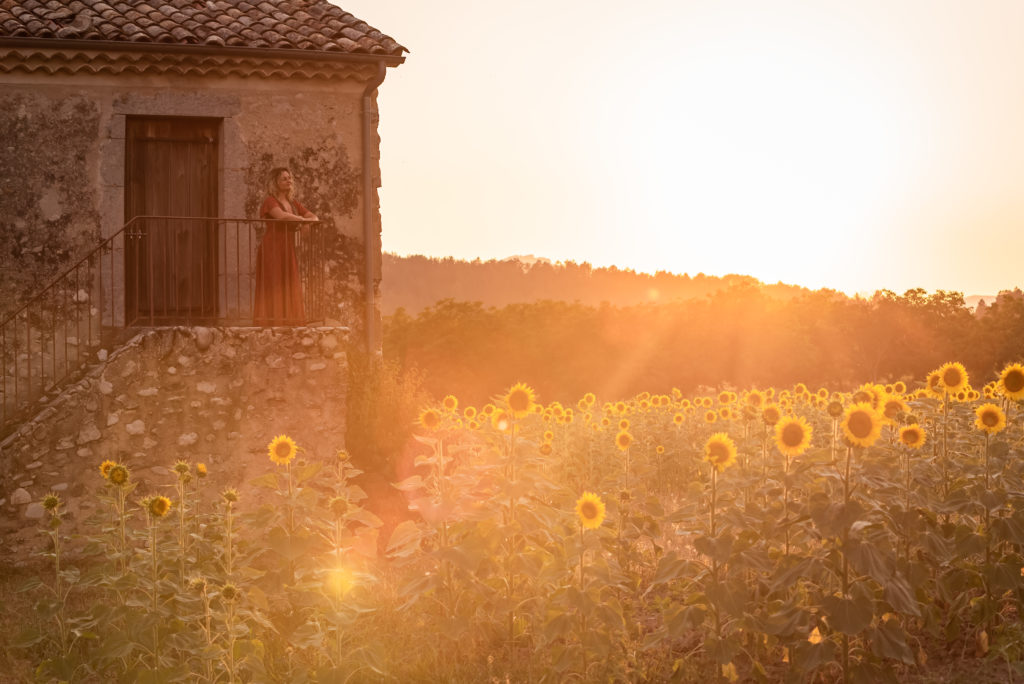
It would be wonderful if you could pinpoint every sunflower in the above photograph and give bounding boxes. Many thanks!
[418,409,442,432]
[221,488,239,504]
[615,430,633,451]
[99,459,116,479]
[107,464,130,487]
[745,390,765,408]
[817,387,829,399]
[704,433,738,473]
[774,416,813,457]
[656,445,665,455]
[583,392,596,406]
[463,406,477,420]
[442,395,458,412]
[482,404,495,415]
[893,381,907,395]
[704,410,717,424]
[937,362,969,395]
[492,409,512,432]
[268,434,298,465]
[899,425,926,449]
[539,442,553,456]
[196,463,208,478]
[762,405,781,426]
[619,419,630,430]
[882,396,907,423]
[575,492,606,530]
[329,496,349,518]
[975,403,1007,434]
[146,495,172,518]
[718,390,733,404]
[42,492,62,512]
[673,412,685,426]
[998,363,1024,400]
[719,407,732,420]
[841,403,884,448]
[502,383,536,417]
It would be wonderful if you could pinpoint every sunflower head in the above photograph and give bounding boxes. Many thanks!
[268,434,298,466]
[42,492,61,513]
[145,495,172,518]
[615,430,633,452]
[196,463,208,478]
[575,492,606,530]
[107,464,130,487]
[775,416,813,457]
[220,583,240,602]
[656,445,665,455]
[937,362,969,395]
[998,363,1024,400]
[619,419,630,430]
[418,409,441,432]
[491,409,512,432]
[583,392,596,406]
[975,403,1007,434]
[539,442,553,456]
[673,412,685,426]
[899,425,926,449]
[504,382,537,418]
[826,400,844,418]
[893,381,906,395]
[762,405,781,426]
[221,488,239,504]
[442,395,458,412]
[99,459,116,479]
[704,432,738,473]
[329,496,349,518]
[704,410,717,424]
[841,403,883,448]
[882,396,907,422]
[173,460,190,477]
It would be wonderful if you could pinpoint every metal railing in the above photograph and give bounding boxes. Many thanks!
[1,216,326,436]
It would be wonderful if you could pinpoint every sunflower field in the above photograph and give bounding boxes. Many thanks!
[13,362,1024,682]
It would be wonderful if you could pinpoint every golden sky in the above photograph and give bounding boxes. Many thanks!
[339,0,1024,297]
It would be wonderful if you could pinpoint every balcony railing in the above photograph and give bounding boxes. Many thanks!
[1,216,327,436]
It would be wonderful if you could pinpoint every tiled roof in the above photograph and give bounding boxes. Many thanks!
[0,0,405,57]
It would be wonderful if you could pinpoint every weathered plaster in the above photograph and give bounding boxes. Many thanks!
[0,63,383,337]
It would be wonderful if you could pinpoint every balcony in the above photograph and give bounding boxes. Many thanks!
[1,216,328,435]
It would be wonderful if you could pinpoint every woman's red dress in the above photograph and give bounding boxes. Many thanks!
[254,196,307,325]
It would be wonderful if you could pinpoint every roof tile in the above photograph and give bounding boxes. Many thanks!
[0,0,406,56]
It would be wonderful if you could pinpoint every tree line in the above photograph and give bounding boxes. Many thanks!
[383,285,1024,407]
[381,253,809,315]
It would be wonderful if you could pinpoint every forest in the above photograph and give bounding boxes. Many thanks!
[381,253,811,314]
[382,283,1024,408]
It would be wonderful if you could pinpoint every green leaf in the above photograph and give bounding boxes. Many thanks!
[870,619,916,665]
[392,475,426,492]
[821,595,873,635]
[647,552,687,589]
[385,520,424,559]
[295,461,323,484]
[249,472,280,489]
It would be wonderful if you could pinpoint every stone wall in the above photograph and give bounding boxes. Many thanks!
[0,326,349,558]
[0,58,382,338]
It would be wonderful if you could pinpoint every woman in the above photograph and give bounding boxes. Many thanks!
[253,167,318,325]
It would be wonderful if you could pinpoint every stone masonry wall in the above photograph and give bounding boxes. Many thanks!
[0,326,349,559]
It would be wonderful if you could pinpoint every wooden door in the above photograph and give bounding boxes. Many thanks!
[125,117,219,323]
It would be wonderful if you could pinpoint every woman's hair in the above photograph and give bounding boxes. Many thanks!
[267,167,292,199]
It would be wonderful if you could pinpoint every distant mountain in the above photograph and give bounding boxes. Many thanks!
[381,253,812,315]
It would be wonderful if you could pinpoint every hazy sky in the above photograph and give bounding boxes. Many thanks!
[339,0,1024,297]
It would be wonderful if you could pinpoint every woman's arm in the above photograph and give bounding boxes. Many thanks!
[265,203,308,221]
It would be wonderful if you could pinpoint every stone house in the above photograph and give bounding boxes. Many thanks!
[0,1,405,533]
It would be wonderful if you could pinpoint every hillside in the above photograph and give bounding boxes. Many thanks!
[381,253,812,314]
